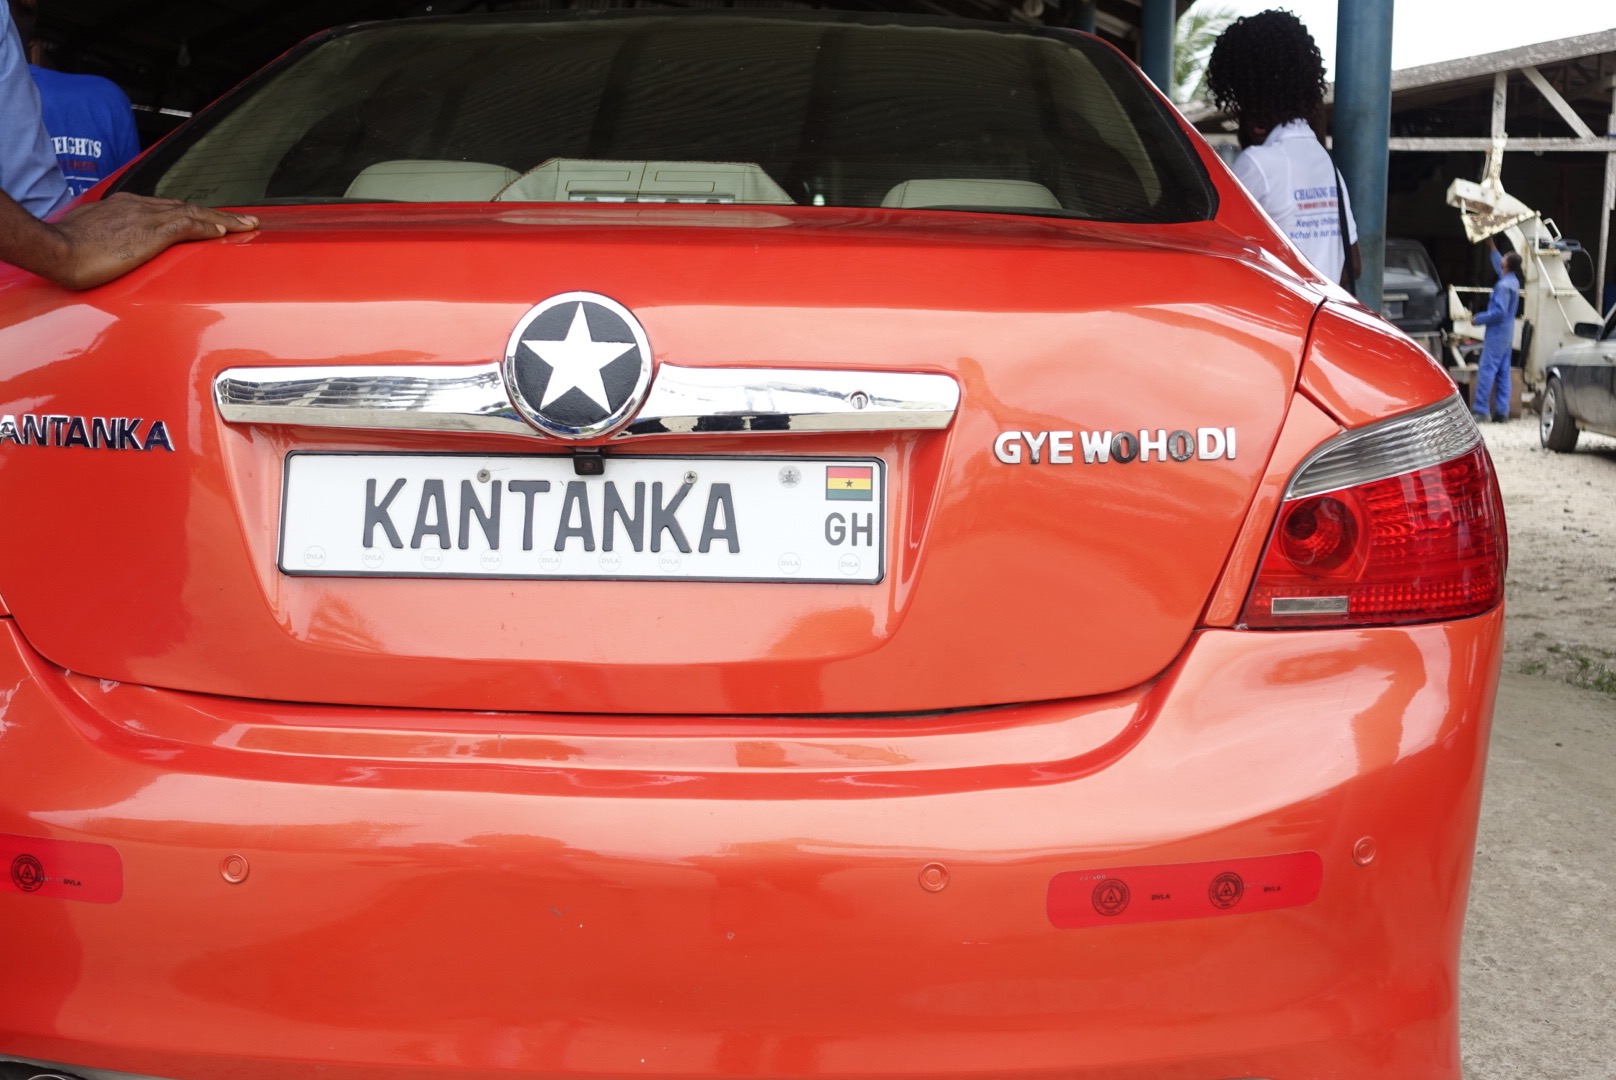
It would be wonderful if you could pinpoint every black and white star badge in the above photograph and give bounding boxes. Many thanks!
[503,292,653,439]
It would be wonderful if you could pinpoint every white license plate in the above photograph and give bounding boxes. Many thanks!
[279,453,886,583]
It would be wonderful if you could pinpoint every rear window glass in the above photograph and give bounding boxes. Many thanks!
[117,13,1215,224]
[1384,242,1438,281]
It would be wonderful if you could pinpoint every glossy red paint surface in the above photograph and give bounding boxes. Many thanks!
[0,608,1498,1079]
[0,206,1321,714]
[1299,301,1463,427]
[0,38,1507,1076]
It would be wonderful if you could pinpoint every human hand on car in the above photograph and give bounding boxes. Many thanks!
[2,191,258,290]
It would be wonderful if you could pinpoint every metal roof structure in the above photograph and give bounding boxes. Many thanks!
[1187,28,1616,150]
[1383,29,1616,155]
[1190,28,1616,307]
[1389,29,1616,97]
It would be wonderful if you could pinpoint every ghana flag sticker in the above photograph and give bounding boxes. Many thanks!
[825,465,873,500]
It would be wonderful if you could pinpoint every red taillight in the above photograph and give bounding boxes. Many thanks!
[1242,401,1506,629]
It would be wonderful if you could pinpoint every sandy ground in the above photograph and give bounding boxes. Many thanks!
[1460,417,1616,1079]
[1483,418,1616,690]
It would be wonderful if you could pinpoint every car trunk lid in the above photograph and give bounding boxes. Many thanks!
[0,206,1319,714]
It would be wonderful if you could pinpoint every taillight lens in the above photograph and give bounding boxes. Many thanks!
[1242,397,1506,628]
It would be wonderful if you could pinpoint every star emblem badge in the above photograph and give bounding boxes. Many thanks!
[503,292,653,439]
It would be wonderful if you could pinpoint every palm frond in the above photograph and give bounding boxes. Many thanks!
[1173,3,1239,104]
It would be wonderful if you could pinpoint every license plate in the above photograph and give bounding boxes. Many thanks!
[279,453,886,583]
[1382,300,1405,320]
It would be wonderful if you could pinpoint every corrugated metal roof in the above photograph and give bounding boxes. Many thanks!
[1389,28,1616,93]
[1183,27,1616,128]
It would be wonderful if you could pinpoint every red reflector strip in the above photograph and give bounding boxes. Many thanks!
[1047,851,1322,929]
[0,833,123,903]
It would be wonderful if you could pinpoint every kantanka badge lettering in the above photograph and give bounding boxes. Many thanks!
[0,413,174,452]
[993,427,1236,465]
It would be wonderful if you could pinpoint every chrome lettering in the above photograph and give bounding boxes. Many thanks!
[1021,430,1049,464]
[993,431,1023,464]
[117,419,143,450]
[1167,430,1194,462]
[142,420,174,452]
[1079,430,1113,463]
[0,412,174,451]
[996,427,1238,464]
[1048,430,1074,464]
[1138,428,1168,462]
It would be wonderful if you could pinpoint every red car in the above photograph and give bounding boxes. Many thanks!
[0,12,1505,1080]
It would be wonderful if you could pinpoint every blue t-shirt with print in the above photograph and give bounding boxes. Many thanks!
[30,65,141,197]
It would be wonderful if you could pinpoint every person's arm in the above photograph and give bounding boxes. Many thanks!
[1338,172,1361,287]
[1486,238,1503,277]
[1,189,257,289]
[1472,280,1512,327]
[1,4,69,218]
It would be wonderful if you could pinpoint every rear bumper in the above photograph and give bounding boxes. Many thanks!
[0,612,1502,1080]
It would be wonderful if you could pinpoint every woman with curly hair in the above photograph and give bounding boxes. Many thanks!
[1206,9,1361,289]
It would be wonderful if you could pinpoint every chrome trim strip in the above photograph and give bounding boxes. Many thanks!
[215,363,960,439]
[619,365,959,438]
[215,362,530,436]
[1270,596,1350,616]
[1284,396,1481,500]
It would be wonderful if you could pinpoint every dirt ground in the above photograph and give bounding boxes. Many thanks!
[1460,417,1616,1080]
[1484,418,1616,691]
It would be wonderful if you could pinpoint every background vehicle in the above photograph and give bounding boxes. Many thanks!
[1540,306,1616,451]
[1382,236,1444,359]
[0,13,1505,1080]
[1446,156,1603,411]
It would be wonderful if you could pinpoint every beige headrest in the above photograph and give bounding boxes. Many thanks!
[344,160,521,202]
[881,179,1061,210]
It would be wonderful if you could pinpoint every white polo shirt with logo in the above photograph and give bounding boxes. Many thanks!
[1232,119,1358,283]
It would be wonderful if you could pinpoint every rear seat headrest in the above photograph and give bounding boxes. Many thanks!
[881,179,1061,210]
[344,160,521,202]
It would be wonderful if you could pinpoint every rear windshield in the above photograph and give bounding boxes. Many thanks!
[117,13,1215,224]
[1385,242,1438,281]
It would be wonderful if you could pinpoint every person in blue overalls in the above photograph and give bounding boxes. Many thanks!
[1471,236,1522,424]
